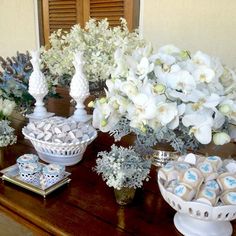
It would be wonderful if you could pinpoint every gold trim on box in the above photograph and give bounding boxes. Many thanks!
[0,164,71,198]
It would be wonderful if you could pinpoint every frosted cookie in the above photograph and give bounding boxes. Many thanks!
[173,183,195,201]
[204,179,221,195]
[182,168,203,189]
[158,162,179,183]
[197,161,217,181]
[217,173,236,192]
[220,191,236,205]
[205,155,222,171]
[196,188,218,206]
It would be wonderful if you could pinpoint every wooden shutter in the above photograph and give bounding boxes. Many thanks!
[42,0,82,45]
[83,0,139,30]
[41,0,139,46]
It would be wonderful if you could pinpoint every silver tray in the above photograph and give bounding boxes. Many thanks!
[0,164,71,197]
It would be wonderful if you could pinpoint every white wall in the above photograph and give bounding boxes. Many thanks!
[140,0,236,67]
[0,0,38,58]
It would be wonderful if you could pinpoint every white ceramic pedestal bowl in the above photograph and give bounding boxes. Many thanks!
[22,127,97,166]
[158,174,236,236]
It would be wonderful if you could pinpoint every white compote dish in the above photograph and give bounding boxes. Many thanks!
[157,153,236,236]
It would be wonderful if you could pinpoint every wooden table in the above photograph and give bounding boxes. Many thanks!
[0,92,235,236]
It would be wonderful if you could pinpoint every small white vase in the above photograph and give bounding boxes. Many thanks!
[69,52,91,122]
[27,51,54,121]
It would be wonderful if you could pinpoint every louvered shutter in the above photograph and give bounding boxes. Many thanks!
[89,0,124,27]
[42,0,139,46]
[42,0,82,45]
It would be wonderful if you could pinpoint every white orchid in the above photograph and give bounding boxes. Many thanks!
[193,65,215,84]
[182,112,213,144]
[92,45,235,152]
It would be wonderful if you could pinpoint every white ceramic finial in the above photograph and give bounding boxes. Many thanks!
[70,52,91,122]
[27,51,54,121]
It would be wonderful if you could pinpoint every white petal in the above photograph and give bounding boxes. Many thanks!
[195,125,212,144]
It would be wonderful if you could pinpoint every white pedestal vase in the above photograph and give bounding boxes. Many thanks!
[26,51,54,122]
[69,52,91,123]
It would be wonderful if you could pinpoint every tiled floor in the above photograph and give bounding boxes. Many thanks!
[0,211,34,236]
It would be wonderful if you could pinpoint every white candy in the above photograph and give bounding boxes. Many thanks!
[25,117,95,144]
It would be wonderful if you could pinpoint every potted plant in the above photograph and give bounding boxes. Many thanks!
[94,144,151,205]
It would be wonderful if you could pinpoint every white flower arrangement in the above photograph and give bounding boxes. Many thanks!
[91,44,236,153]
[0,120,17,147]
[0,97,16,119]
[94,145,151,190]
[41,18,146,87]
[0,98,17,147]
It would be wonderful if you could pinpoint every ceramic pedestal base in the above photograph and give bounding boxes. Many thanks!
[70,108,92,123]
[26,111,54,122]
[174,212,232,236]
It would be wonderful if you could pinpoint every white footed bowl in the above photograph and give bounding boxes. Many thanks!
[158,174,236,236]
[22,126,97,166]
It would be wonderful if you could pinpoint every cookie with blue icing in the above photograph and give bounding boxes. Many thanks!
[182,168,203,189]
[174,183,195,201]
[204,179,221,195]
[221,191,236,205]
[205,155,222,171]
[217,173,236,191]
[196,188,218,206]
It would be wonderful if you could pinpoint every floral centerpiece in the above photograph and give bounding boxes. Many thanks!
[41,18,146,91]
[0,97,17,147]
[94,144,151,205]
[91,44,236,154]
[0,52,58,114]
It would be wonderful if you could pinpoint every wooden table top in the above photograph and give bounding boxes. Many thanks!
[0,91,235,236]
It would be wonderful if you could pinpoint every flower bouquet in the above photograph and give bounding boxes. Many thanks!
[41,18,146,93]
[94,144,151,205]
[91,44,236,154]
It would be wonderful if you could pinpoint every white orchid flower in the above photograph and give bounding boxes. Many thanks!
[131,93,158,120]
[193,65,215,84]
[219,99,236,122]
[191,93,221,111]
[154,64,181,84]
[158,44,181,55]
[136,57,154,78]
[166,70,196,93]
[150,52,176,65]
[167,88,203,103]
[156,102,178,126]
[182,112,213,144]
[168,104,186,129]
[212,110,225,130]
[92,101,120,132]
[213,132,231,145]
[112,49,128,78]
[192,51,212,67]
